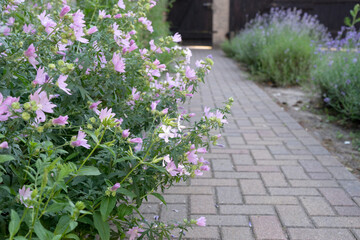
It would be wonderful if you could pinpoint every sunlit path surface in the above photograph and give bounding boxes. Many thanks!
[141,49,360,240]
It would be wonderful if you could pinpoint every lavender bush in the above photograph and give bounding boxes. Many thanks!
[0,0,231,239]
[221,8,329,86]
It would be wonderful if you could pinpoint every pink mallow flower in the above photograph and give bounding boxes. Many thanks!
[23,24,35,34]
[99,10,111,19]
[185,66,197,80]
[126,226,144,240]
[59,5,71,18]
[129,138,142,144]
[32,67,47,85]
[0,141,9,149]
[90,101,101,114]
[0,93,20,122]
[87,26,98,35]
[98,107,115,122]
[57,75,71,95]
[52,115,68,125]
[172,32,182,42]
[196,217,206,227]
[19,186,33,208]
[111,183,120,191]
[122,129,130,138]
[71,130,90,149]
[159,125,175,143]
[30,89,56,123]
[112,52,125,73]
[117,0,125,9]
[24,44,39,67]
[37,11,56,34]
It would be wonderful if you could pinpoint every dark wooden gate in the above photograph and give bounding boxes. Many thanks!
[229,0,359,37]
[167,0,213,45]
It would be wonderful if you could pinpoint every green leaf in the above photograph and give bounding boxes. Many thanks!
[64,152,79,161]
[46,202,68,213]
[34,220,54,240]
[77,166,101,176]
[0,154,14,164]
[64,233,80,240]
[9,210,20,238]
[83,130,99,144]
[113,156,134,164]
[150,192,167,205]
[117,204,133,220]
[345,17,351,27]
[52,235,62,240]
[100,197,116,222]
[54,215,78,235]
[93,212,110,240]
[14,237,27,240]
[117,188,137,199]
[99,144,116,158]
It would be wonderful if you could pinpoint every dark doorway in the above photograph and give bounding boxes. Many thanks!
[167,0,213,46]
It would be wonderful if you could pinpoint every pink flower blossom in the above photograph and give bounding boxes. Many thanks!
[126,226,144,240]
[131,88,140,101]
[194,169,203,176]
[112,52,125,73]
[24,44,39,67]
[32,67,47,85]
[19,186,33,208]
[1,26,11,36]
[111,183,120,191]
[99,107,115,122]
[52,115,68,125]
[129,138,142,144]
[30,89,56,123]
[122,129,130,138]
[161,108,168,114]
[0,141,9,149]
[6,17,15,26]
[186,150,198,164]
[196,217,206,226]
[57,75,71,95]
[0,94,20,122]
[172,32,182,42]
[71,10,88,43]
[90,101,101,114]
[149,40,162,53]
[150,0,157,8]
[200,165,210,171]
[37,11,56,34]
[71,130,90,149]
[23,24,35,34]
[99,10,111,19]
[117,0,125,9]
[185,66,197,80]
[159,125,175,143]
[59,5,71,17]
[138,17,153,33]
[166,161,178,176]
[197,147,207,153]
[87,26,98,35]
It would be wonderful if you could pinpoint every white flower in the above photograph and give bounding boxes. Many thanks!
[159,125,175,143]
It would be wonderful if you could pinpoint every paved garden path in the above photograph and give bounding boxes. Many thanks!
[143,49,360,239]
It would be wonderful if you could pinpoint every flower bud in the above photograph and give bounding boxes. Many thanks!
[31,188,38,199]
[22,112,31,121]
[11,102,20,109]
[48,63,56,69]
[57,60,65,66]
[89,117,96,124]
[37,126,44,133]
[75,201,85,210]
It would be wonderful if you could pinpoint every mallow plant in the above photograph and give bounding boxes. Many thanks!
[0,0,231,239]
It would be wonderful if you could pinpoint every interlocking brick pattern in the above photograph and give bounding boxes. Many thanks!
[140,50,360,239]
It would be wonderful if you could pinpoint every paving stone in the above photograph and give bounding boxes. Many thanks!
[221,227,254,240]
[214,171,259,179]
[289,180,338,187]
[236,165,280,172]
[256,160,298,166]
[268,187,319,196]
[190,195,217,214]
[183,227,220,239]
[339,181,360,197]
[300,196,335,216]
[335,206,360,216]
[240,179,267,195]
[261,172,288,187]
[211,159,235,171]
[307,145,330,155]
[245,196,298,205]
[232,154,254,165]
[250,216,287,240]
[316,155,343,166]
[139,204,160,214]
[281,166,309,179]
[220,205,275,215]
[251,149,273,160]
[299,160,327,173]
[165,186,214,195]
[226,136,245,145]
[319,188,356,206]
[313,216,360,228]
[327,167,357,180]
[288,228,356,240]
[160,204,187,223]
[190,178,237,186]
[276,205,312,227]
[268,146,290,155]
[191,215,248,226]
[217,186,243,204]
[308,172,333,179]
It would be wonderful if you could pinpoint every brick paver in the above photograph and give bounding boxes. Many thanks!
[141,50,360,239]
